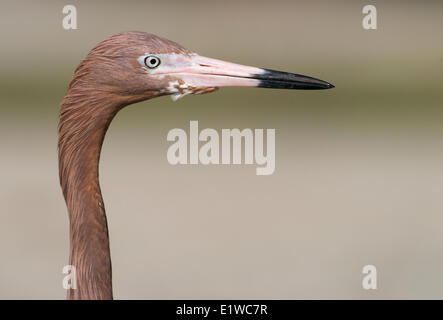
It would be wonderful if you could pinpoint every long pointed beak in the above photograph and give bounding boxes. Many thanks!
[160,54,334,92]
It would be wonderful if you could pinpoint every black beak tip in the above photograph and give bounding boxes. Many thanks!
[256,69,334,90]
[310,79,334,90]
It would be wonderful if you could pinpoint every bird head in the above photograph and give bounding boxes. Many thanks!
[68,31,333,106]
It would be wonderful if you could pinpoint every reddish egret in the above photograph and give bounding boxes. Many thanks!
[58,31,333,300]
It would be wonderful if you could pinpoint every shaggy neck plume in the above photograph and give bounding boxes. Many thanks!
[58,33,158,299]
[58,87,123,299]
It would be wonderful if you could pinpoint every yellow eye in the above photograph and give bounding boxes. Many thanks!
[144,55,161,69]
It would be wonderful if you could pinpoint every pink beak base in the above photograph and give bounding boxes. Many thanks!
[168,55,334,90]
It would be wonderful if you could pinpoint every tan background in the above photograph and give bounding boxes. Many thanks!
[1,0,443,299]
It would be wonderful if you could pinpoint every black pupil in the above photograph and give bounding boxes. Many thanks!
[149,58,157,65]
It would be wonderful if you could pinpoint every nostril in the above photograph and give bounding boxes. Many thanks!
[199,64,211,67]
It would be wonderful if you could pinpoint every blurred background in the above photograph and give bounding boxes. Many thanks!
[0,0,442,299]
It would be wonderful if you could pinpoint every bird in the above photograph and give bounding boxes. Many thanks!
[58,31,334,300]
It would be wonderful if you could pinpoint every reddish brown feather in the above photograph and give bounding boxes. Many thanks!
[58,32,190,300]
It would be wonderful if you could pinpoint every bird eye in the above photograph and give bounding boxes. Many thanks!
[144,55,161,69]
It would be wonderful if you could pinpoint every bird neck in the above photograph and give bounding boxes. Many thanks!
[58,91,123,300]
